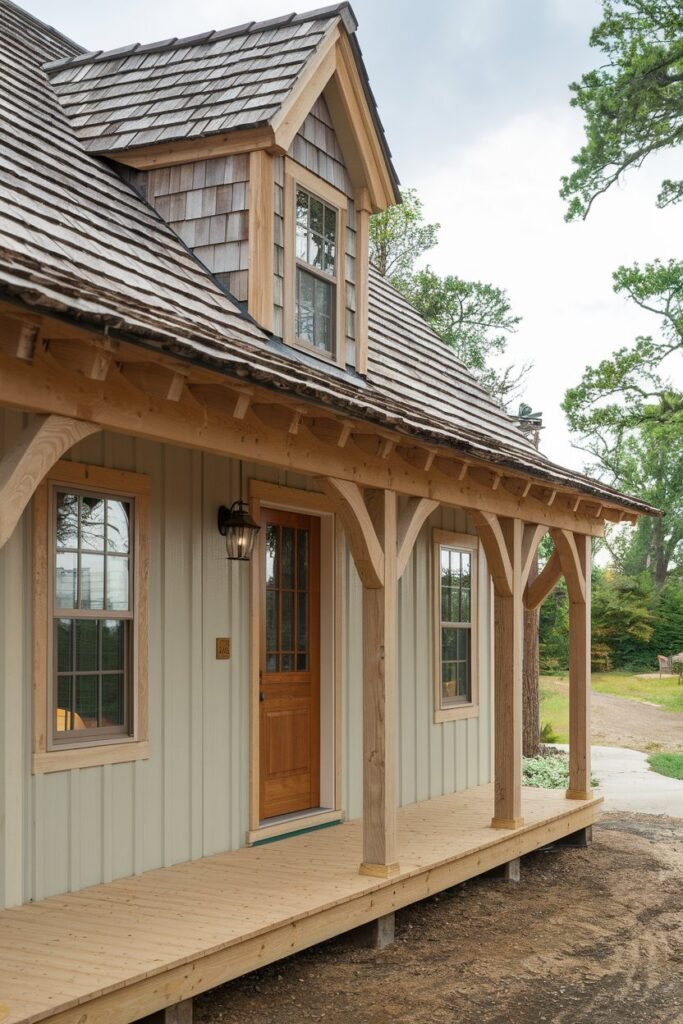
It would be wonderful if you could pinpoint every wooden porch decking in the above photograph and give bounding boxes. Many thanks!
[0,785,601,1024]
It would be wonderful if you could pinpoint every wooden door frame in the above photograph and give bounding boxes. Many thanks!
[247,480,342,842]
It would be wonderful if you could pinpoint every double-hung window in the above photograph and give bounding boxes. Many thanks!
[33,462,149,773]
[295,186,338,355]
[433,530,479,722]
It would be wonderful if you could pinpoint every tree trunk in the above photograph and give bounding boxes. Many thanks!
[523,556,540,757]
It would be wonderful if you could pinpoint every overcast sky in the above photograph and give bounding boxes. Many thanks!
[27,0,683,470]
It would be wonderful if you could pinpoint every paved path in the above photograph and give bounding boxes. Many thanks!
[561,744,683,815]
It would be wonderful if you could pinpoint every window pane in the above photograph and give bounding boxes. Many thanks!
[106,500,130,553]
[297,653,308,671]
[102,619,125,670]
[56,493,78,549]
[106,556,129,612]
[296,189,308,225]
[281,591,294,652]
[79,496,106,552]
[323,206,336,274]
[297,591,308,653]
[441,662,456,703]
[102,675,125,727]
[442,627,457,662]
[56,618,73,672]
[281,653,294,672]
[75,618,98,672]
[55,551,78,608]
[266,590,278,655]
[309,231,324,270]
[296,224,307,260]
[79,553,105,610]
[297,529,308,590]
[281,527,294,590]
[75,674,99,728]
[309,196,323,235]
[56,676,73,731]
[266,524,277,586]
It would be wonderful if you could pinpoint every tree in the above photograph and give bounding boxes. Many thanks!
[369,187,439,279]
[592,568,656,669]
[398,269,529,407]
[561,0,683,221]
[370,189,530,408]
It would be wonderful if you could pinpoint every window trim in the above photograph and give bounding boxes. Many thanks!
[33,461,150,774]
[283,159,347,368]
[432,529,480,724]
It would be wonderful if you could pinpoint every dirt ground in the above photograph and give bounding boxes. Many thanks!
[590,689,683,753]
[194,813,683,1024]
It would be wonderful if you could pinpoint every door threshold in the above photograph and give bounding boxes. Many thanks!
[246,808,344,846]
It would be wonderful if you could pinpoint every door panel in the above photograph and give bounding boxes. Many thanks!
[260,508,320,820]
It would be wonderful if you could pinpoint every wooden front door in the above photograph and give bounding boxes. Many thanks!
[260,508,320,820]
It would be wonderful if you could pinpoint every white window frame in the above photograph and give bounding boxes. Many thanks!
[433,529,480,723]
[33,461,150,774]
[283,159,347,368]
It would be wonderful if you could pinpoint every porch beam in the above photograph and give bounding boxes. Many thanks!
[0,414,100,550]
[551,530,592,800]
[0,334,615,536]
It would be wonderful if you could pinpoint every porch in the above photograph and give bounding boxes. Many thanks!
[0,785,600,1024]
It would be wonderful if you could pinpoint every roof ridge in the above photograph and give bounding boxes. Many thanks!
[43,2,357,74]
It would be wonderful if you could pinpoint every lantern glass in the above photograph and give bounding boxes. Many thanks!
[217,502,260,561]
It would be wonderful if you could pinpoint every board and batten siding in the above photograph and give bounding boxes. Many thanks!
[0,410,492,909]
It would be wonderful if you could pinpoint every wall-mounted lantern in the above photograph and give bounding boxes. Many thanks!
[217,500,260,561]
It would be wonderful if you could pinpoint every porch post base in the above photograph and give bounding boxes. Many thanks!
[359,860,400,879]
[565,789,593,801]
[351,912,396,949]
[137,998,193,1024]
[490,816,524,830]
[556,826,592,848]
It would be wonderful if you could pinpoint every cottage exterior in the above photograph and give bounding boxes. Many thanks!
[0,3,658,1023]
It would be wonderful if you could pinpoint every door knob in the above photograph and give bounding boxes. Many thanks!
[259,691,265,702]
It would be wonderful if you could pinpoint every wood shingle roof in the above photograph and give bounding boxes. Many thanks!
[0,0,659,517]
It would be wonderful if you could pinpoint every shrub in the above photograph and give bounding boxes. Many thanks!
[523,752,599,789]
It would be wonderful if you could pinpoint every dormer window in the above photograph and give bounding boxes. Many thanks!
[295,188,337,355]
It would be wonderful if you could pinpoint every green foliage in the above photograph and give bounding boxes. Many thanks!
[540,578,569,672]
[647,752,683,779]
[592,567,656,670]
[652,580,683,653]
[561,0,683,220]
[522,753,599,790]
[368,187,439,280]
[370,188,529,407]
[540,721,559,743]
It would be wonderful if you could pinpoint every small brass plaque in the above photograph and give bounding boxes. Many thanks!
[216,637,231,660]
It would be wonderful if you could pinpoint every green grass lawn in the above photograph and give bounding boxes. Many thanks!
[539,671,683,747]
[647,752,683,780]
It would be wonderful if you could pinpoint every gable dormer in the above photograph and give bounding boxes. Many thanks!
[45,4,400,375]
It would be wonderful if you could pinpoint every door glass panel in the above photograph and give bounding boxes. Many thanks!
[297,591,308,653]
[281,590,294,653]
[266,590,278,665]
[281,528,294,590]
[297,529,308,590]
[265,525,277,586]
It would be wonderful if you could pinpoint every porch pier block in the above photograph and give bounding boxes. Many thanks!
[490,517,524,830]
[567,537,592,798]
[138,1000,193,1024]
[359,489,399,877]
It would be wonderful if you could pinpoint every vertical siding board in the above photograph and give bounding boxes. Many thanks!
[190,452,204,861]
[111,762,134,881]
[162,446,193,866]
[202,454,233,855]
[78,768,104,889]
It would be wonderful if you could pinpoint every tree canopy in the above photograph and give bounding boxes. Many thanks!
[561,0,683,221]
[370,188,529,407]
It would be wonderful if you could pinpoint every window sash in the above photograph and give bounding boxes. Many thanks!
[49,484,136,747]
[293,184,339,356]
[436,540,477,711]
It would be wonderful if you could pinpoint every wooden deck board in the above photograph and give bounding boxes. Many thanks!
[0,785,600,1024]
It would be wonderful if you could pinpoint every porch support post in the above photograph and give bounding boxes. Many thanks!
[564,533,592,800]
[360,489,399,877]
[469,512,524,829]
[491,517,524,829]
